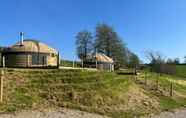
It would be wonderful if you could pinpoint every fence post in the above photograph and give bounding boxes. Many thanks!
[133,69,137,81]
[0,56,5,103]
[170,82,173,97]
[81,60,84,68]
[0,70,4,103]
[73,60,75,68]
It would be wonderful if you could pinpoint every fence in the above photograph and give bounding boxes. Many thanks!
[134,71,174,97]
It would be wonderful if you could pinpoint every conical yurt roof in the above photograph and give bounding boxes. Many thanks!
[95,53,114,63]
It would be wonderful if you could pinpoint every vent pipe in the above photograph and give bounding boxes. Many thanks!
[20,32,24,46]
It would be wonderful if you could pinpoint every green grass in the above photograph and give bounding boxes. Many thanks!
[1,69,146,118]
[60,60,81,67]
[159,97,180,110]
[2,68,186,118]
[138,71,186,111]
[176,65,186,78]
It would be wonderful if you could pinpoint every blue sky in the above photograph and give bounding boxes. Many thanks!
[0,0,186,62]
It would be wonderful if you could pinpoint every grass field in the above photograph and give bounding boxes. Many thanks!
[138,72,186,110]
[176,65,186,78]
[1,68,186,118]
[60,60,81,67]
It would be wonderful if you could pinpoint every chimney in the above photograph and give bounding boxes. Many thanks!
[20,32,24,46]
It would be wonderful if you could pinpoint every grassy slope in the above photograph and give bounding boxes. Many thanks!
[1,69,186,118]
[0,69,153,118]
[60,60,81,67]
[138,72,186,111]
[176,65,186,78]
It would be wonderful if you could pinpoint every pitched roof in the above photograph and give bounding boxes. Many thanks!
[95,53,114,63]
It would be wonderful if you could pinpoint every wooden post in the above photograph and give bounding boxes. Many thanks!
[135,66,137,75]
[96,60,98,69]
[170,82,173,97]
[57,52,60,68]
[134,71,137,81]
[109,64,111,72]
[0,70,4,102]
[0,56,5,103]
[95,48,98,69]
[73,60,75,68]
[81,60,84,68]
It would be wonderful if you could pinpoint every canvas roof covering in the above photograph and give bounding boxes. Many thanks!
[95,53,114,63]
[4,39,58,54]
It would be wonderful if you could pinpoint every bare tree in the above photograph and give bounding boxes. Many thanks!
[75,30,93,61]
[145,50,165,65]
[145,50,176,75]
[174,58,180,64]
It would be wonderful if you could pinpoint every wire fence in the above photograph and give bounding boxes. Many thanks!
[133,71,174,97]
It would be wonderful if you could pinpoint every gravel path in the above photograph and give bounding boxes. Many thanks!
[2,108,186,118]
[0,109,109,118]
[149,108,186,118]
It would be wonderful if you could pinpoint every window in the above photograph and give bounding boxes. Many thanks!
[32,54,38,65]
[32,54,47,65]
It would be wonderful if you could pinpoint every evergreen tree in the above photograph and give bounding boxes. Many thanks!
[75,24,140,69]
[95,24,127,67]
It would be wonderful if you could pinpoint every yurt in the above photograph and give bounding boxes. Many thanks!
[84,53,114,71]
[1,33,60,68]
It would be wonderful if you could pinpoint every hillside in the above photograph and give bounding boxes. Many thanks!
[176,65,186,78]
[0,69,186,118]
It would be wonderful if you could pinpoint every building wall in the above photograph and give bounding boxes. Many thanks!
[4,52,58,68]
[5,53,28,67]
[84,61,114,71]
[97,63,114,72]
[47,55,58,66]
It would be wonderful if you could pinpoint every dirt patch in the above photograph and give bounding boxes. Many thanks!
[126,84,159,110]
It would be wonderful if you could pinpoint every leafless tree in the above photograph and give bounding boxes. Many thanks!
[145,50,175,75]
